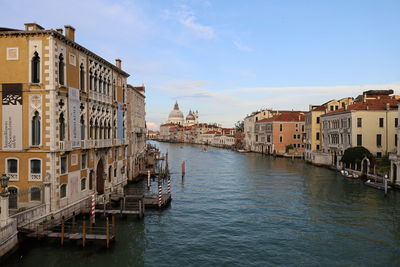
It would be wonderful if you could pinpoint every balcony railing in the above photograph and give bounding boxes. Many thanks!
[59,140,72,151]
[30,173,42,181]
[114,139,121,146]
[89,90,112,104]
[7,173,18,181]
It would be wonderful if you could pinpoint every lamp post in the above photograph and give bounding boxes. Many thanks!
[384,174,388,196]
[0,173,10,225]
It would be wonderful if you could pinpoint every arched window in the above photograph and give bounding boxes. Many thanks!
[60,184,67,198]
[7,159,18,174]
[108,166,112,182]
[89,71,93,90]
[30,187,41,201]
[81,178,86,191]
[80,63,85,91]
[113,79,116,100]
[59,112,65,141]
[58,54,65,86]
[31,51,40,83]
[31,111,41,146]
[94,71,98,91]
[80,115,85,140]
[89,171,93,190]
[99,75,103,92]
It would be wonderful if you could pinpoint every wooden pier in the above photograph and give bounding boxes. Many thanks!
[144,193,172,209]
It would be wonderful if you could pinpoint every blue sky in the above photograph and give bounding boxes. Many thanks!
[1,0,400,129]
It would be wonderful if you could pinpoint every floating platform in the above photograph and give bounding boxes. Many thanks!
[365,181,392,191]
[143,193,172,209]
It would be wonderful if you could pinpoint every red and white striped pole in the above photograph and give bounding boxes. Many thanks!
[181,161,185,178]
[158,181,162,208]
[91,194,95,224]
[147,170,151,191]
[167,175,171,194]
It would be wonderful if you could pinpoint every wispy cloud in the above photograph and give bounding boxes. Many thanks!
[163,5,216,40]
[146,122,158,131]
[234,40,252,52]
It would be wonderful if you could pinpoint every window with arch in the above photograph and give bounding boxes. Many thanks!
[80,63,85,91]
[113,79,116,100]
[30,187,41,201]
[108,165,112,182]
[6,158,18,181]
[31,111,41,146]
[59,54,65,86]
[31,51,40,83]
[94,71,98,91]
[59,112,65,141]
[89,70,93,90]
[30,159,41,180]
[81,178,87,191]
[89,171,93,190]
[80,115,85,140]
[60,184,67,198]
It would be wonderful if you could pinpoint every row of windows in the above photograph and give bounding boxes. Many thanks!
[356,118,398,128]
[355,134,398,147]
[30,52,125,102]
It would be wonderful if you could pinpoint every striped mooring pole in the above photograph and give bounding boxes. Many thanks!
[91,194,96,224]
[167,175,171,194]
[147,170,151,191]
[181,161,185,178]
[158,181,162,208]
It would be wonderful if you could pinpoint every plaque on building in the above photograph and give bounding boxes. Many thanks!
[2,83,22,150]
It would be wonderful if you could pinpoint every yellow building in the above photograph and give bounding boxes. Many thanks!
[321,91,398,168]
[304,97,354,164]
[0,23,130,213]
[126,85,146,180]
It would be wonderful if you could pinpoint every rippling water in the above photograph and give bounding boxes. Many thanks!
[3,141,400,266]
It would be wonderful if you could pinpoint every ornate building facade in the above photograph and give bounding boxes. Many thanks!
[0,23,130,213]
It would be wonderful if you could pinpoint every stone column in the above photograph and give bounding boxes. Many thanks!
[0,193,10,226]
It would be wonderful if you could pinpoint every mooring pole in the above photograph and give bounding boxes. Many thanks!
[168,175,171,194]
[112,215,116,237]
[181,161,185,178]
[147,170,151,191]
[72,213,76,233]
[384,174,388,197]
[158,180,162,208]
[61,217,65,246]
[89,216,93,234]
[91,194,96,224]
[166,152,169,171]
[106,217,110,248]
[82,218,86,248]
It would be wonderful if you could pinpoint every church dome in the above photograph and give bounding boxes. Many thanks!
[186,111,195,121]
[168,102,184,123]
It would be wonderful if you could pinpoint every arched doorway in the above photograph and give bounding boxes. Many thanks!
[96,159,104,195]
[393,164,397,184]
[8,186,18,209]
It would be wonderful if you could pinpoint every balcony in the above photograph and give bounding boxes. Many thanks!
[30,173,41,181]
[89,90,112,104]
[59,140,72,151]
[7,173,18,181]
[81,140,93,149]
[114,139,121,146]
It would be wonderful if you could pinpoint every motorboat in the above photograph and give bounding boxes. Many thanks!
[364,180,391,191]
[237,149,250,153]
[340,170,359,179]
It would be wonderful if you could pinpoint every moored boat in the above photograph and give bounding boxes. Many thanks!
[340,170,359,179]
[364,180,391,191]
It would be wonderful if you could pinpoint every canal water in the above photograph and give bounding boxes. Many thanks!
[3,141,400,266]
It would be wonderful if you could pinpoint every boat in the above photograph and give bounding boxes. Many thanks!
[237,149,250,153]
[340,170,359,179]
[364,180,391,191]
[202,148,208,152]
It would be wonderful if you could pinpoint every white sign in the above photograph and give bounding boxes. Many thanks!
[68,87,81,148]
[2,83,22,150]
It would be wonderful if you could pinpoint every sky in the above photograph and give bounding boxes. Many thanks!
[1,0,400,130]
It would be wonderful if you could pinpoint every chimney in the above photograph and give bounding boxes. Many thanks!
[64,25,75,41]
[115,59,122,69]
[56,28,63,34]
[24,22,44,31]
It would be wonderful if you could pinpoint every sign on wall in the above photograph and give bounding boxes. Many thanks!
[2,83,22,150]
[117,102,124,141]
[68,87,81,148]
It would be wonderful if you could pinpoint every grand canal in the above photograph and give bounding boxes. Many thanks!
[3,141,400,266]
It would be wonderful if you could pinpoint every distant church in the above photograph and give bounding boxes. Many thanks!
[167,101,199,126]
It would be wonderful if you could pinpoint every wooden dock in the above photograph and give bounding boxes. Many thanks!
[144,193,172,209]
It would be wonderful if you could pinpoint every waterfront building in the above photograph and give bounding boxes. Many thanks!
[321,90,398,168]
[0,23,130,214]
[304,97,354,165]
[390,99,400,185]
[126,85,146,180]
[255,112,305,155]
